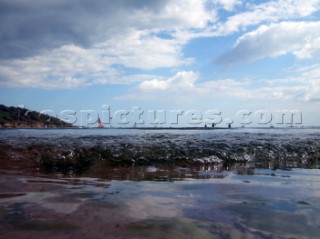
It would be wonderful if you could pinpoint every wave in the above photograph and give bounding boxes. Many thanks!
[1,131,320,175]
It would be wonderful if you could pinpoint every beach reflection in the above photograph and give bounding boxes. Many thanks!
[1,167,320,239]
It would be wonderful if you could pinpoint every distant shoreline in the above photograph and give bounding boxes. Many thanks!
[0,126,318,130]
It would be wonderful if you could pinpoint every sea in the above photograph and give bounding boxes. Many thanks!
[0,128,320,238]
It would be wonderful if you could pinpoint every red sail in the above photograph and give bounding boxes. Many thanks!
[97,117,104,128]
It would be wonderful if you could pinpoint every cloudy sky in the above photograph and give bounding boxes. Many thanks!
[0,0,320,126]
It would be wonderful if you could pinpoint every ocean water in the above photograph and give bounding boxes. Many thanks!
[1,127,320,171]
[1,127,320,138]
[1,128,320,238]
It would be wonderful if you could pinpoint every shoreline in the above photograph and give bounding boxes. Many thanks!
[0,126,318,130]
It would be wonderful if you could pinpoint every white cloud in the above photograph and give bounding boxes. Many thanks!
[215,0,320,35]
[216,21,320,64]
[294,36,320,59]
[1,0,320,89]
[139,71,198,90]
[122,71,251,101]
[97,30,192,70]
[296,64,320,102]
[117,71,201,102]
[139,79,170,91]
[0,44,162,89]
[0,0,217,88]
[156,0,216,29]
[0,30,195,89]
[0,45,109,89]
[122,66,320,103]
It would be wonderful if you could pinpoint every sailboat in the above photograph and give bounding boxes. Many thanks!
[97,117,104,128]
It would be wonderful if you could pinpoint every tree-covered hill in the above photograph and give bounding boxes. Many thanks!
[0,104,73,128]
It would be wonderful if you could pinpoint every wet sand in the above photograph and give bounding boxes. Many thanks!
[1,129,320,238]
[1,168,320,239]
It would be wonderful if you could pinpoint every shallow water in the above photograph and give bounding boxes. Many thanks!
[1,128,320,238]
[1,128,320,172]
[1,168,320,239]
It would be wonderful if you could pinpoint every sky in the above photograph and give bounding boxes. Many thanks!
[0,0,320,127]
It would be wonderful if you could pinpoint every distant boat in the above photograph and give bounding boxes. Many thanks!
[98,117,104,128]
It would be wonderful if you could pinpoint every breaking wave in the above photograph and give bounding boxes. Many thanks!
[1,129,320,178]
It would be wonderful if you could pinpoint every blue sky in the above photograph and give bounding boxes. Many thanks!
[0,0,320,127]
